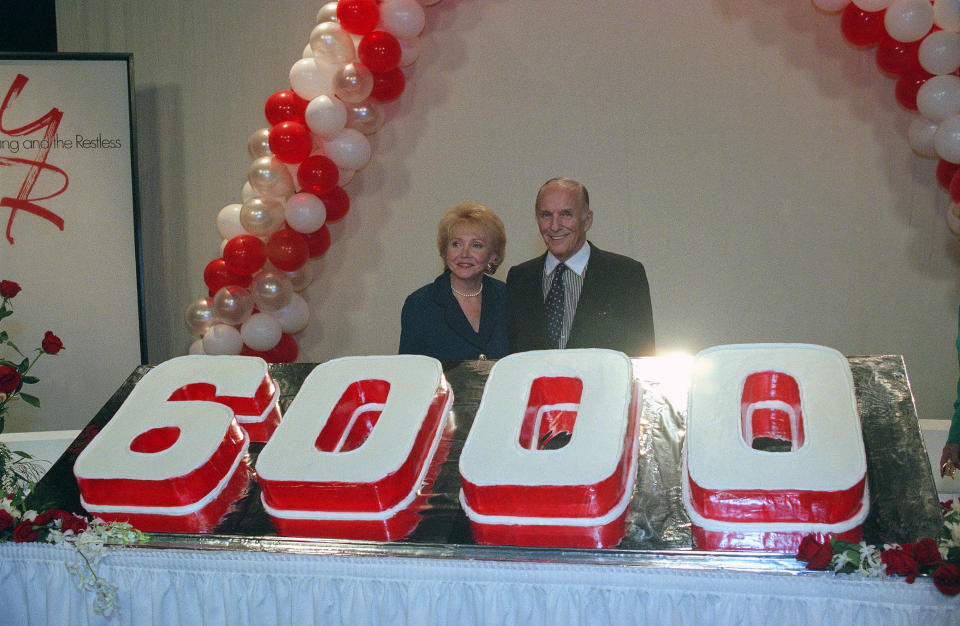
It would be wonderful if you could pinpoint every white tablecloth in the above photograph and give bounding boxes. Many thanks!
[1,542,955,625]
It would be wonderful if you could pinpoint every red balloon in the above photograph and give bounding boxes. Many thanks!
[320,186,350,223]
[337,0,380,35]
[840,5,884,47]
[297,154,340,196]
[266,228,310,271]
[223,235,267,275]
[264,90,308,126]
[938,159,960,190]
[950,169,960,202]
[369,68,406,103]
[243,333,298,363]
[303,224,332,258]
[894,70,932,111]
[268,121,313,164]
[203,258,251,295]
[876,34,921,76]
[358,31,402,74]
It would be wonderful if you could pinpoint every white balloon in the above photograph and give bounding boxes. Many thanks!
[917,74,960,122]
[272,293,311,334]
[947,202,960,237]
[851,0,892,11]
[936,0,960,32]
[202,324,243,355]
[398,37,422,67]
[908,116,939,157]
[380,0,427,39]
[284,192,328,233]
[417,0,442,6]
[305,94,348,138]
[289,57,338,100]
[216,203,246,240]
[322,128,372,170]
[188,338,206,355]
[241,181,257,202]
[884,0,935,43]
[934,114,960,162]
[339,168,356,187]
[920,30,960,75]
[241,313,283,352]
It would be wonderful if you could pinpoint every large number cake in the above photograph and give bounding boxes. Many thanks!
[459,349,641,549]
[256,354,453,541]
[682,343,869,551]
[73,355,278,532]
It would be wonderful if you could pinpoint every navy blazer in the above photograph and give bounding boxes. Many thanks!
[399,271,509,360]
[506,242,655,356]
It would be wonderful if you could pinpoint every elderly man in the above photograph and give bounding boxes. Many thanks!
[506,177,655,356]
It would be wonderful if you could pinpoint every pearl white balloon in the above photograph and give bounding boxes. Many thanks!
[248,156,296,198]
[851,0,892,11]
[247,128,271,159]
[272,293,311,334]
[346,99,385,135]
[380,0,427,39]
[188,338,206,355]
[948,202,960,237]
[884,0,935,43]
[934,114,960,162]
[251,269,294,312]
[241,313,283,352]
[213,286,255,326]
[240,196,286,237]
[302,43,314,59]
[339,168,356,187]
[310,22,356,65]
[286,264,314,291]
[184,296,217,336]
[241,181,257,202]
[202,323,244,355]
[813,0,850,10]
[917,74,960,122]
[935,0,960,32]
[305,94,347,138]
[322,128,372,170]
[334,62,374,104]
[908,116,939,157]
[920,30,960,75]
[317,1,339,24]
[216,203,245,240]
[289,57,338,100]
[417,0,442,6]
[284,192,328,233]
[398,37,421,67]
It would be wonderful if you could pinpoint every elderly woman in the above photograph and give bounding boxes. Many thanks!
[399,202,508,360]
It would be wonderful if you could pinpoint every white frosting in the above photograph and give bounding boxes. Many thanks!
[79,438,249,517]
[74,355,267,481]
[459,349,634,488]
[256,355,448,483]
[685,343,866,492]
[458,418,639,527]
[259,384,451,521]
[236,391,279,425]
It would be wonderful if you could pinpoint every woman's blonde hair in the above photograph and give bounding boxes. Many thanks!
[436,201,506,274]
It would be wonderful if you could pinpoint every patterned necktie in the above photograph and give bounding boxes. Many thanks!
[545,263,566,348]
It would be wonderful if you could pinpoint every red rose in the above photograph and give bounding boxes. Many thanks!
[33,509,71,527]
[12,519,39,542]
[41,330,64,355]
[0,509,13,532]
[0,280,21,298]
[934,563,960,596]
[61,514,88,534]
[806,542,834,570]
[912,538,943,568]
[796,534,823,562]
[881,548,919,577]
[0,365,21,394]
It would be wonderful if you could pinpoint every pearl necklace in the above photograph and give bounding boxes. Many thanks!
[451,282,483,297]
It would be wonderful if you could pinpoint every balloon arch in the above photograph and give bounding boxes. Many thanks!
[184,0,960,362]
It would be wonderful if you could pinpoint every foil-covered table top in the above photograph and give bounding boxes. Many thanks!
[27,355,942,571]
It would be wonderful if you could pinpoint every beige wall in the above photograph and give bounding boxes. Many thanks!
[46,0,959,432]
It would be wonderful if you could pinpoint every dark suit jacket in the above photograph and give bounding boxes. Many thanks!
[399,271,509,360]
[506,242,655,356]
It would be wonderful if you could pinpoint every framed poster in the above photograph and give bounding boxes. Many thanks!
[0,53,145,433]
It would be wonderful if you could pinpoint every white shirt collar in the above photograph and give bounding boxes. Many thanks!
[544,242,590,276]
